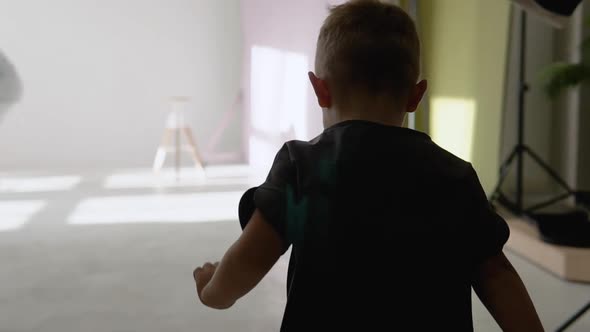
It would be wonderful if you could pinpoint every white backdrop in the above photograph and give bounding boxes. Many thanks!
[0,0,243,171]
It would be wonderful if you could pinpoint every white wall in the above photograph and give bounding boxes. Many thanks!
[0,0,242,171]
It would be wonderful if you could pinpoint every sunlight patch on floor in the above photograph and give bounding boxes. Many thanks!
[0,200,47,231]
[0,175,81,193]
[67,191,243,225]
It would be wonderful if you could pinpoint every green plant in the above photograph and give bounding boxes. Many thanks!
[540,18,590,98]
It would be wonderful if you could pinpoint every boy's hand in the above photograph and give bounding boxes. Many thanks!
[190,209,283,310]
[193,262,219,305]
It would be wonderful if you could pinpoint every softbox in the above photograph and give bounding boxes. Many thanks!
[511,0,583,27]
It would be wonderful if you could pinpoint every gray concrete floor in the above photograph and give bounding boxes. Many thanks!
[1,167,589,331]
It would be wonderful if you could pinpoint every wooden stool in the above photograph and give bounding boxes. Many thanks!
[153,97,205,179]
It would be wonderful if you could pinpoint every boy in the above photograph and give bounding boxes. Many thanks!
[193,1,544,331]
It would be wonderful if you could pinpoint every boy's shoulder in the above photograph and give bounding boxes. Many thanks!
[423,139,474,180]
[281,123,473,183]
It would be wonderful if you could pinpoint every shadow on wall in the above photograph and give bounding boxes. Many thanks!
[0,50,23,121]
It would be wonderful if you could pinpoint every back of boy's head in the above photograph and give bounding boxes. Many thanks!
[316,0,420,106]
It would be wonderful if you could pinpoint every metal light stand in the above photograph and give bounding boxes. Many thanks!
[490,9,590,331]
[490,10,588,216]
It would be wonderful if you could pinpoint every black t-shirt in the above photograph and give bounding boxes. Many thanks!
[239,120,509,331]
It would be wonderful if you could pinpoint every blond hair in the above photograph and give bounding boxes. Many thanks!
[316,0,420,103]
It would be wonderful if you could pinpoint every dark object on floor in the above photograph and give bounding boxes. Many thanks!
[576,191,590,209]
[530,209,590,248]
[536,0,583,16]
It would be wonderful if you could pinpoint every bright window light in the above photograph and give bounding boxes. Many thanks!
[0,200,46,231]
[250,45,308,171]
[430,97,476,162]
[68,191,243,225]
[0,175,81,193]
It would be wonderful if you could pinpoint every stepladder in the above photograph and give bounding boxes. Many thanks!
[153,96,205,179]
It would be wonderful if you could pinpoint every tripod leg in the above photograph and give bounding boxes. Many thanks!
[556,301,590,332]
[153,148,167,173]
[500,148,520,174]
[526,192,572,213]
[153,129,173,173]
[491,148,520,203]
[523,147,572,192]
[182,127,206,173]
[175,128,181,181]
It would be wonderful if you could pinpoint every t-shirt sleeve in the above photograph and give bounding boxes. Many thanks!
[463,165,510,264]
[238,144,294,253]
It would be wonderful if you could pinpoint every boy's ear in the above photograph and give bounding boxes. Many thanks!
[308,72,332,108]
[406,79,428,113]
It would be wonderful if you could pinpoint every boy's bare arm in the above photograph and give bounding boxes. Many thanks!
[472,252,544,332]
[193,209,283,309]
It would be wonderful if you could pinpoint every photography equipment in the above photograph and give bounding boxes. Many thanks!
[492,1,588,330]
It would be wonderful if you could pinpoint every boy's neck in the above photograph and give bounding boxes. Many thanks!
[323,94,408,128]
[323,107,406,129]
